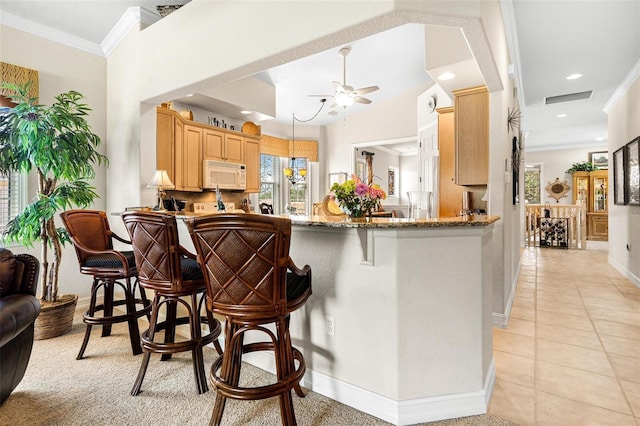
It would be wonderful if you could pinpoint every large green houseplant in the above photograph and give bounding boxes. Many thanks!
[0,82,107,336]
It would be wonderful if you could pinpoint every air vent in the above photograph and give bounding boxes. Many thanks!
[544,90,593,105]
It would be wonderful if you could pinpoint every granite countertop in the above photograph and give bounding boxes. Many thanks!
[289,215,500,228]
[117,210,500,229]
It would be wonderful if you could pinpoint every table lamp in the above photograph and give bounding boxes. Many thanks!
[147,170,175,210]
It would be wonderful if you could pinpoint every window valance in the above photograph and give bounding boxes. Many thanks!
[260,134,318,162]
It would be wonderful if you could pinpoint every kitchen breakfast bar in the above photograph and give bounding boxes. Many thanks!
[240,214,500,425]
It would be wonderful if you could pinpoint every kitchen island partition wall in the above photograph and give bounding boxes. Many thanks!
[240,215,499,425]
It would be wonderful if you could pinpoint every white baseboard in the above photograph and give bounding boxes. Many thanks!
[493,258,520,328]
[608,255,640,288]
[242,351,496,426]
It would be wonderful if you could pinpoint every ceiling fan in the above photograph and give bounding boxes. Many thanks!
[310,47,379,115]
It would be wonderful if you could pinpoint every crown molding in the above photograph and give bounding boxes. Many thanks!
[101,7,160,57]
[603,58,640,114]
[0,10,103,56]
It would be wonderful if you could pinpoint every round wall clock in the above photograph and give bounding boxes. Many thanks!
[427,95,436,112]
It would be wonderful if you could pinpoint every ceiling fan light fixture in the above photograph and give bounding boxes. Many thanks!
[566,73,583,80]
[335,91,355,107]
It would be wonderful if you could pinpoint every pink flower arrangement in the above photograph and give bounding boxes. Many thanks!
[330,174,387,217]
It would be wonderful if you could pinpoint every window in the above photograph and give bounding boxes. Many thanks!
[0,172,25,234]
[524,164,541,204]
[287,158,308,215]
[259,154,281,215]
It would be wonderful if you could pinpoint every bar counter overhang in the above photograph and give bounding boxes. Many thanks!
[241,214,500,425]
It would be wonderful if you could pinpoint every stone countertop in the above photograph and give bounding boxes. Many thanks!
[289,215,500,228]
[117,210,500,229]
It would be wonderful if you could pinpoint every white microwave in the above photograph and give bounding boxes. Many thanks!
[203,160,246,190]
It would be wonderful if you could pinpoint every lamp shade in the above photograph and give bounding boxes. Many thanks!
[335,91,355,107]
[147,170,175,189]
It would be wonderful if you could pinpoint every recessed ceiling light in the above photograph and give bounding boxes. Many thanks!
[437,72,456,81]
[566,73,583,80]
[185,93,194,97]
[240,110,252,115]
[556,114,567,118]
[596,136,606,141]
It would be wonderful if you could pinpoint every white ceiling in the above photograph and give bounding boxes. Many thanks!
[1,0,639,154]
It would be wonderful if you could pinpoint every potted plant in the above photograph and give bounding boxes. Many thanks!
[565,161,598,174]
[0,82,107,339]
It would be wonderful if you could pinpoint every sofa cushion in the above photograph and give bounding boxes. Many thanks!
[0,294,41,347]
[0,248,17,297]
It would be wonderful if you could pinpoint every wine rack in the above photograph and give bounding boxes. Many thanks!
[540,218,569,249]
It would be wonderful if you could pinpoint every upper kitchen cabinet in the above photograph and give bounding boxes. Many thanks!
[157,107,201,192]
[453,86,489,185]
[244,137,261,193]
[437,106,466,217]
[203,128,244,163]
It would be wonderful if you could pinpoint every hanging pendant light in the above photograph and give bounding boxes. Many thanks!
[283,113,307,185]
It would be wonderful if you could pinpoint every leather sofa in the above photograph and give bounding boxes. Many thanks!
[0,248,40,405]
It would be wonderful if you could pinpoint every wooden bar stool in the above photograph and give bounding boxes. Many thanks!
[60,210,151,360]
[122,211,223,395]
[187,214,312,426]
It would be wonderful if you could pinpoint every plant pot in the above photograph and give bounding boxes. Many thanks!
[34,294,78,340]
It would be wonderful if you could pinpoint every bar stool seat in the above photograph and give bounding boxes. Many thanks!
[187,214,312,426]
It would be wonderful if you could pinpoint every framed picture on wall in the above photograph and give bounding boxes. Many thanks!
[328,172,347,190]
[627,137,640,205]
[590,151,608,169]
[613,146,627,205]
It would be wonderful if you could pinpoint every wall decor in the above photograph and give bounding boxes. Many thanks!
[545,177,570,202]
[613,146,627,205]
[329,172,347,190]
[589,151,608,169]
[512,135,521,204]
[388,168,395,196]
[627,137,639,205]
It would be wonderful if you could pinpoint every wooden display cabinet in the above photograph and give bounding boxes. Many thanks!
[572,170,608,240]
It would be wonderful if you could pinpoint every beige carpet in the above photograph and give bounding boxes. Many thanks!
[0,314,514,426]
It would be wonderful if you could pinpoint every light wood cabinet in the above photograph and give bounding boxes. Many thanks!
[437,106,466,217]
[572,170,608,240]
[157,107,259,192]
[244,137,261,193]
[203,128,244,163]
[452,86,489,185]
[180,124,203,191]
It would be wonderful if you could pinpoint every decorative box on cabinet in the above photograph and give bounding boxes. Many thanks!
[452,86,489,185]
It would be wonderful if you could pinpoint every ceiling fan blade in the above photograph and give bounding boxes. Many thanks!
[354,96,372,104]
[355,85,379,95]
[327,109,339,116]
[332,81,346,93]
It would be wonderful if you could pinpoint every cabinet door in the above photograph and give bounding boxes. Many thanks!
[225,133,244,163]
[590,171,607,213]
[203,128,224,161]
[572,172,589,206]
[156,108,176,184]
[244,137,260,193]
[437,107,465,217]
[180,124,202,191]
[454,86,488,185]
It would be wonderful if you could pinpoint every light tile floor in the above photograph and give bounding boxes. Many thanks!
[488,244,640,425]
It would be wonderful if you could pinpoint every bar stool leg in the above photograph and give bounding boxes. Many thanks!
[101,280,114,337]
[131,293,160,396]
[124,276,143,356]
[77,278,100,360]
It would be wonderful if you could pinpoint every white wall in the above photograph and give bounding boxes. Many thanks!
[1,24,107,300]
[607,68,640,286]
[525,146,607,205]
